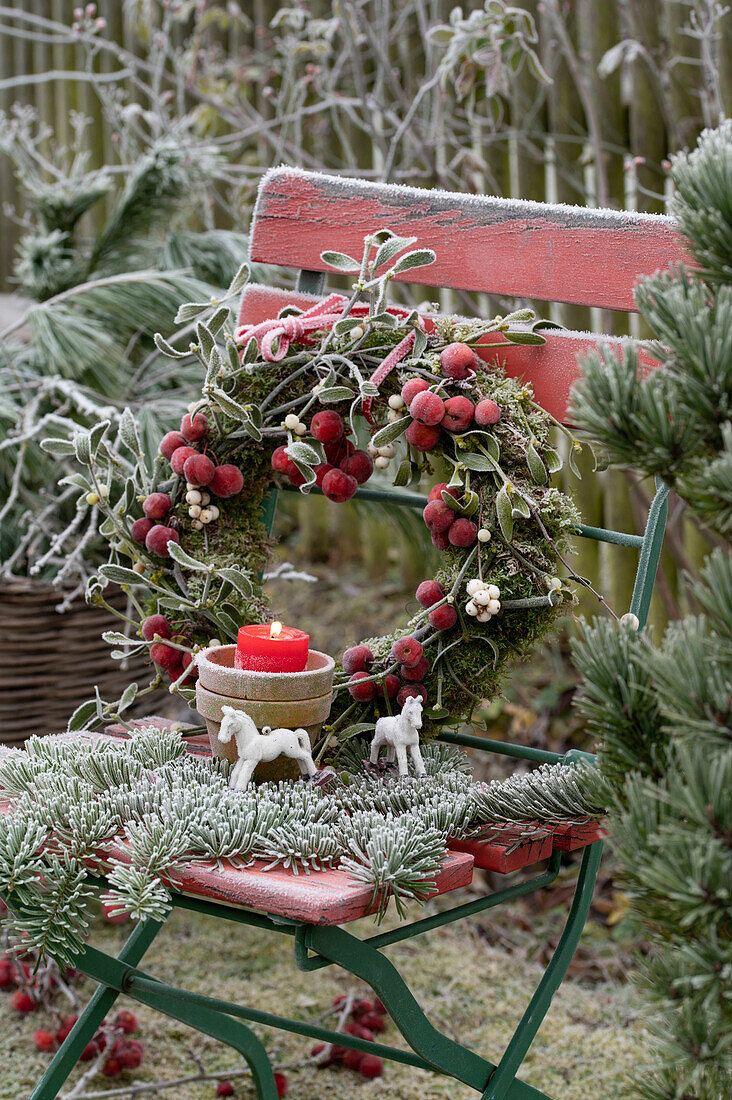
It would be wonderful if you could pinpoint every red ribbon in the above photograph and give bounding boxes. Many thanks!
[236,294,423,424]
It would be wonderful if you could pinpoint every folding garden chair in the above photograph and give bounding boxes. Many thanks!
[13,168,686,1099]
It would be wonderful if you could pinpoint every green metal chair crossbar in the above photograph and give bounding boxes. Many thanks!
[17,169,681,1100]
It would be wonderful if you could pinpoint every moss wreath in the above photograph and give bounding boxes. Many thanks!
[63,233,590,759]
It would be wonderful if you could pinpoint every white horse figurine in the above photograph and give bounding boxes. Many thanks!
[369,695,426,778]
[218,705,318,790]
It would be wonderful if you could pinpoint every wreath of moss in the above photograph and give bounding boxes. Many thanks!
[57,234,588,756]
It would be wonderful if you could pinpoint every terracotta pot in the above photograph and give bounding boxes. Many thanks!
[195,645,335,782]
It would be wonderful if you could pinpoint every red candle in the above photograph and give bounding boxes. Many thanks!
[235,622,310,673]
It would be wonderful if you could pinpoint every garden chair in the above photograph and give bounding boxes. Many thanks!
[11,169,686,1100]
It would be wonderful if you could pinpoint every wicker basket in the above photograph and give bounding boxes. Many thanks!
[0,577,158,745]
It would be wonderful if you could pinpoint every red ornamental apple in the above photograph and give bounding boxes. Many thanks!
[428,482,460,503]
[324,436,354,465]
[400,377,429,407]
[475,399,501,426]
[271,445,293,473]
[342,645,374,674]
[33,1029,56,1052]
[409,390,445,426]
[209,464,244,498]
[321,468,358,503]
[423,500,454,534]
[183,453,216,487]
[391,635,423,668]
[170,445,198,477]
[12,990,38,1014]
[145,524,179,557]
[348,672,376,701]
[180,412,208,442]
[141,614,171,641]
[376,673,401,698]
[429,604,458,630]
[311,409,344,443]
[159,431,187,460]
[314,462,333,488]
[130,517,153,546]
[415,579,444,607]
[405,421,441,452]
[442,396,475,432]
[288,466,308,488]
[440,342,479,380]
[448,518,478,547]
[340,449,373,485]
[397,683,427,706]
[359,1054,384,1079]
[149,641,180,670]
[401,655,430,682]
[431,529,451,551]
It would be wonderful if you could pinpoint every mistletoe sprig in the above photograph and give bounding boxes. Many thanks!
[49,229,595,743]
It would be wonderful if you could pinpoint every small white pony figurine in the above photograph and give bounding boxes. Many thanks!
[218,705,317,790]
[369,694,426,778]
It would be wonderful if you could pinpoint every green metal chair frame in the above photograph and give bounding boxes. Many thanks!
[14,182,676,1099]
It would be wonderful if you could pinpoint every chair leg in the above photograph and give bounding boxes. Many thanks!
[29,918,163,1100]
[482,841,604,1100]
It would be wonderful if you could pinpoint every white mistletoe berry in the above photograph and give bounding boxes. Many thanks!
[477,528,491,542]
[349,325,364,340]
[186,490,202,505]
[132,561,146,575]
[378,444,396,459]
[208,505,220,521]
[199,508,213,524]
[546,576,562,591]
[465,600,479,616]
[294,422,307,436]
[388,394,405,410]
[208,638,222,648]
[367,440,379,457]
[191,519,204,530]
[620,612,640,631]
[374,456,390,469]
[284,413,300,431]
[477,609,492,623]
[475,590,492,606]
[486,584,500,601]
[188,505,202,518]
[387,409,402,423]
[466,579,485,597]
[186,481,197,492]
[201,492,210,505]
[85,491,99,506]
[487,599,501,615]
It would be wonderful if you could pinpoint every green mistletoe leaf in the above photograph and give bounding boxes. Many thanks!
[320,250,361,273]
[372,417,410,448]
[495,486,514,542]
[167,543,210,572]
[526,439,548,484]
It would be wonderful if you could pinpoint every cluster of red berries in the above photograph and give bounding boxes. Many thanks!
[216,1071,287,1096]
[422,482,479,550]
[131,411,244,556]
[310,994,386,1078]
[400,342,501,455]
[271,410,375,504]
[32,1010,142,1076]
[141,612,196,685]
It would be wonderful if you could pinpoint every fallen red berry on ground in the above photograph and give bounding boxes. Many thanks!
[474,399,501,426]
[348,671,376,701]
[12,990,38,1014]
[55,1015,78,1043]
[409,390,445,426]
[117,1038,144,1069]
[114,1009,139,1034]
[429,604,458,630]
[0,959,15,990]
[440,342,479,380]
[274,1071,288,1097]
[321,468,358,503]
[359,1053,384,1078]
[311,410,344,443]
[181,412,209,442]
[79,1041,99,1062]
[170,445,198,477]
[390,636,423,668]
[342,645,374,674]
[130,517,153,546]
[216,1083,235,1097]
[144,524,179,558]
[33,1029,56,1052]
[361,1011,386,1032]
[159,431,187,460]
[209,464,244,498]
[101,1057,122,1077]
[343,1048,364,1070]
[141,613,170,641]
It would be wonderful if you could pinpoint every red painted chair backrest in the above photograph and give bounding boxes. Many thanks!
[242,168,689,422]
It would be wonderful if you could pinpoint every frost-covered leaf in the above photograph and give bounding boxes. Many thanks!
[168,542,210,572]
[99,564,147,585]
[41,437,76,457]
[495,485,514,542]
[392,249,436,274]
[153,332,189,358]
[286,440,321,466]
[226,260,250,296]
[316,385,356,403]
[526,439,548,484]
[210,387,249,419]
[372,417,410,447]
[196,321,215,363]
[320,250,360,273]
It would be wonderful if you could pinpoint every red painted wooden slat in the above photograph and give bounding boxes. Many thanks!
[551,820,604,852]
[449,826,553,873]
[238,283,662,423]
[250,168,689,311]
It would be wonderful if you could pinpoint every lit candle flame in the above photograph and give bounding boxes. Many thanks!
[270,621,283,639]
